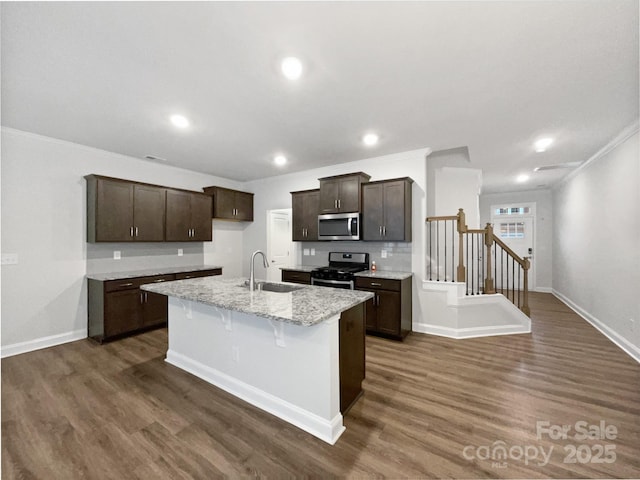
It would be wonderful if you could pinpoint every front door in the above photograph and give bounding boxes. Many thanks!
[491,205,535,291]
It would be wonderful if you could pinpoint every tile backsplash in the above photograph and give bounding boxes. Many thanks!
[86,242,205,274]
[299,241,413,272]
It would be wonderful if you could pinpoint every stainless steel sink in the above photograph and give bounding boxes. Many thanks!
[242,280,304,293]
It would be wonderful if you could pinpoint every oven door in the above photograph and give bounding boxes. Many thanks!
[311,277,354,289]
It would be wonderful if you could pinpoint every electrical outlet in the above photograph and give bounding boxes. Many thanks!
[178,249,183,256]
[303,248,310,256]
[113,251,121,260]
[381,250,387,258]
[311,248,315,256]
[1,253,18,265]
[232,346,240,363]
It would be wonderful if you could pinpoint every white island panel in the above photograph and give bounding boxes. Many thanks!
[165,297,345,444]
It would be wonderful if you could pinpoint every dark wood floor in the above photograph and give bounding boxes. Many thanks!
[2,292,640,479]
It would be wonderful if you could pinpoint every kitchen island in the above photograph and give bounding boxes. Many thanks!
[142,276,373,444]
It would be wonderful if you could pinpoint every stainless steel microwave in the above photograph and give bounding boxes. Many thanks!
[317,212,360,241]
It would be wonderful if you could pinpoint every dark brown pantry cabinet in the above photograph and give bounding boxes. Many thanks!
[165,189,213,241]
[203,186,254,221]
[318,172,370,214]
[88,268,222,343]
[355,275,412,340]
[362,177,413,242]
[291,189,320,241]
[86,175,166,242]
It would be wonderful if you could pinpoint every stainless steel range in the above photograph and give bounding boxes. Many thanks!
[310,252,370,289]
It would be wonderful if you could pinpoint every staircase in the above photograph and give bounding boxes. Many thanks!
[417,209,532,339]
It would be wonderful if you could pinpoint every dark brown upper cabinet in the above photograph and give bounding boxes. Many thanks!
[318,172,370,214]
[86,175,165,242]
[291,189,320,241]
[203,186,254,221]
[362,177,413,242]
[165,189,213,241]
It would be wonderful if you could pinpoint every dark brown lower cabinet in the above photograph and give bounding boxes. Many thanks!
[339,302,366,414]
[89,268,222,343]
[355,276,412,340]
[281,270,312,285]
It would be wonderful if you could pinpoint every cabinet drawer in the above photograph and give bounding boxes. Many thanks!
[354,277,400,292]
[104,274,175,292]
[175,269,222,280]
[281,270,312,285]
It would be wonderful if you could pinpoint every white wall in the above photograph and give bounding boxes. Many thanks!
[434,167,482,228]
[480,189,553,291]
[552,128,639,361]
[0,128,243,350]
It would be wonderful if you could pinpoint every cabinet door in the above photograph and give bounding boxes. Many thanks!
[234,191,254,221]
[214,189,236,220]
[319,179,340,213]
[302,190,320,240]
[190,194,213,241]
[133,185,166,241]
[165,190,192,241]
[362,183,384,241]
[376,290,401,336]
[104,289,142,337]
[339,302,365,414]
[363,297,377,331]
[382,181,407,241]
[142,291,168,327]
[96,178,134,241]
[291,193,306,241]
[337,177,361,213]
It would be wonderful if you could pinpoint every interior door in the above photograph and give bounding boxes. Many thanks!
[492,215,535,291]
[267,210,292,282]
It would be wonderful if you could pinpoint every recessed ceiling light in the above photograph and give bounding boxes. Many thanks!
[281,57,303,80]
[274,154,287,166]
[534,137,553,152]
[516,174,530,183]
[362,133,379,146]
[170,114,189,128]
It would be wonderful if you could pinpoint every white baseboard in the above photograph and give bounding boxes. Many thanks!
[413,322,531,339]
[535,287,553,293]
[166,350,345,445]
[1,329,87,358]
[552,290,640,364]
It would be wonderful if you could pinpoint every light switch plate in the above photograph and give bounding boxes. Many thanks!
[303,248,310,256]
[381,250,388,258]
[178,249,183,256]
[113,251,121,260]
[1,253,18,265]
[311,248,315,256]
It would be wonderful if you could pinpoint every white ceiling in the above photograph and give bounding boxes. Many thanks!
[1,1,638,193]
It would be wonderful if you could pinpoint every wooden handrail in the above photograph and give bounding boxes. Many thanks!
[426,215,458,222]
[466,229,486,234]
[492,234,529,269]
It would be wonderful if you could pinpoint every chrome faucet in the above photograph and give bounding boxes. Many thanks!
[249,250,269,291]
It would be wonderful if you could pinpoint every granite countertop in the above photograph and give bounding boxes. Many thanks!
[86,265,223,281]
[141,276,373,327]
[354,270,413,280]
[279,265,317,273]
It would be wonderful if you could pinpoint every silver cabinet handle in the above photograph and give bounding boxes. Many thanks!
[130,226,134,237]
[144,292,148,302]
[379,226,382,236]
[382,226,386,236]
[135,227,138,237]
[153,279,166,283]
[338,199,341,209]
[371,282,382,286]
[119,282,133,288]
[140,292,144,304]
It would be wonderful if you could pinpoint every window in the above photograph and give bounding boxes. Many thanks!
[495,207,530,215]
[499,222,525,239]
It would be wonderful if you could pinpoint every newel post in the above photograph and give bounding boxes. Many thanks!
[522,257,531,316]
[456,208,467,282]
[483,223,496,294]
